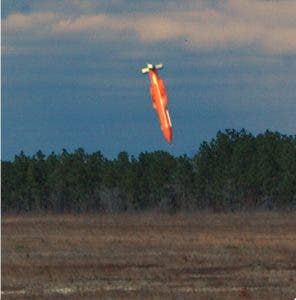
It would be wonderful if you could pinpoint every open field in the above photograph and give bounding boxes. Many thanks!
[2,212,296,299]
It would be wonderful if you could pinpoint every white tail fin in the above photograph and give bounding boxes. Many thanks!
[155,64,163,70]
[141,63,163,74]
[141,67,149,74]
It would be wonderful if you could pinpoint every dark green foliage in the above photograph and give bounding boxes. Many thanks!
[2,129,296,212]
[193,129,296,210]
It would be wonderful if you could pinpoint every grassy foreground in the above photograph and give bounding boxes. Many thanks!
[2,212,296,299]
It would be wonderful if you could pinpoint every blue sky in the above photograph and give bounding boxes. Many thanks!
[2,0,296,160]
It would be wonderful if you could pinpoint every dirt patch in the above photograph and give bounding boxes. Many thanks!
[2,212,296,299]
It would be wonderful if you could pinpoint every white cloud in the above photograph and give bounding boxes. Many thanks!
[3,0,296,55]
[53,14,112,33]
[3,12,59,31]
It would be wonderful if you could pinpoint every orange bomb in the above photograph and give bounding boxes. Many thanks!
[141,63,173,144]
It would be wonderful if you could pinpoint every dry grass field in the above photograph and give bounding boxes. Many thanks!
[2,212,296,299]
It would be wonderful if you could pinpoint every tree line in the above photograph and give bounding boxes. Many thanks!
[2,129,296,213]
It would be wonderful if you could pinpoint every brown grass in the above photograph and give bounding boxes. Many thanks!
[2,212,296,299]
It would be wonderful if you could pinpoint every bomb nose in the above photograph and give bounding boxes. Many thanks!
[163,127,172,144]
